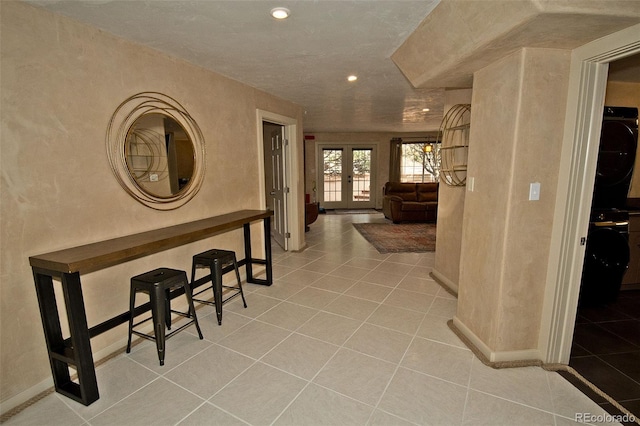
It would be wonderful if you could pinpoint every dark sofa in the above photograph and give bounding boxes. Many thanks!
[382,182,439,223]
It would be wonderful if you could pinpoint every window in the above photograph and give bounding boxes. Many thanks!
[322,148,342,201]
[351,148,372,202]
[400,141,440,183]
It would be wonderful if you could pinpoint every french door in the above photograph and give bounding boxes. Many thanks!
[318,144,376,209]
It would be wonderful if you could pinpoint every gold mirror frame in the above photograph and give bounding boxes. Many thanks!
[106,92,205,210]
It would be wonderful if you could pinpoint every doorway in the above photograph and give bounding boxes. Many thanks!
[563,53,640,416]
[317,143,377,210]
[263,122,288,250]
[542,23,640,365]
[256,109,302,252]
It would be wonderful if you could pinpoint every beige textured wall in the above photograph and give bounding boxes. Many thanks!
[392,0,640,90]
[433,89,472,293]
[392,0,539,88]
[0,2,303,405]
[604,82,640,197]
[456,48,570,353]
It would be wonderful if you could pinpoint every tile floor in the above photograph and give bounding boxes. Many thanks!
[562,290,640,421]
[4,212,625,425]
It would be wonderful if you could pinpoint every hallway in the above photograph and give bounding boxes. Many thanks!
[4,213,622,425]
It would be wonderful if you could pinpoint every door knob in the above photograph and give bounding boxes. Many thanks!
[270,191,276,195]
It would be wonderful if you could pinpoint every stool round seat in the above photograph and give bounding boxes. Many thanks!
[190,249,246,325]
[126,267,203,366]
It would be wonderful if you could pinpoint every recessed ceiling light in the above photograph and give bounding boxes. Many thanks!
[347,75,358,82]
[271,7,290,19]
[422,108,430,112]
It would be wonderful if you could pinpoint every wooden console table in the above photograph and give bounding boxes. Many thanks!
[29,209,273,406]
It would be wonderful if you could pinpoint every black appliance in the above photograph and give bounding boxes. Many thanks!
[591,106,639,209]
[579,209,630,306]
[579,106,638,306]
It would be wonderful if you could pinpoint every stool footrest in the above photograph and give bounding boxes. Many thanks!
[131,307,194,329]
[192,298,215,306]
[193,286,243,305]
[222,291,243,305]
[190,249,247,325]
[131,319,199,342]
[131,330,157,342]
[126,267,203,366]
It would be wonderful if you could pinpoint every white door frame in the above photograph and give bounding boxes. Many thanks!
[539,23,640,364]
[256,109,303,251]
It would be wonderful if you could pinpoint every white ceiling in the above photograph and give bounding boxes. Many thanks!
[24,0,444,133]
[21,0,640,134]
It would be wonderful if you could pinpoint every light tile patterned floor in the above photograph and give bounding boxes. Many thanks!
[5,213,622,425]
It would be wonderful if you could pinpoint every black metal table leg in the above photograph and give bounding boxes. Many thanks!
[263,216,273,285]
[33,270,99,406]
[243,222,254,282]
[33,272,72,391]
[243,218,272,286]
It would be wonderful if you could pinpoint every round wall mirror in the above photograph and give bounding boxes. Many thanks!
[106,92,205,210]
[125,114,195,198]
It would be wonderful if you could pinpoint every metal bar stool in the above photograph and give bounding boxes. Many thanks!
[190,249,247,325]
[126,268,203,366]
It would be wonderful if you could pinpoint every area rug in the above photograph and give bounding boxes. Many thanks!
[353,222,436,253]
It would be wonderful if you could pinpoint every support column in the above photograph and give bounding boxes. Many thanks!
[454,48,571,362]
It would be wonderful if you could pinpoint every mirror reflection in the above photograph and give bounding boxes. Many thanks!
[125,113,195,198]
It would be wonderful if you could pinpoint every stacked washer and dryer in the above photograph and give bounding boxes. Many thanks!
[579,106,639,307]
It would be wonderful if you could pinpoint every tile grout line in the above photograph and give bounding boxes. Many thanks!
[365,294,436,425]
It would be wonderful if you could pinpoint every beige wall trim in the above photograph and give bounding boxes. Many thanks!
[430,269,458,296]
[0,330,153,418]
[0,264,252,414]
[0,376,54,418]
[1,297,220,417]
[452,316,492,361]
[452,317,542,366]
[540,23,640,365]
[489,348,542,364]
[449,320,639,421]
[0,333,133,417]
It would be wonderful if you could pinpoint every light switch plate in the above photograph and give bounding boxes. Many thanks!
[529,182,540,201]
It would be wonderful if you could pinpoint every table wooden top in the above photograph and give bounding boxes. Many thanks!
[29,210,273,274]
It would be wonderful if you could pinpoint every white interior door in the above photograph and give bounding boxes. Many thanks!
[318,144,376,209]
[263,123,288,250]
[271,128,288,248]
[258,109,302,251]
